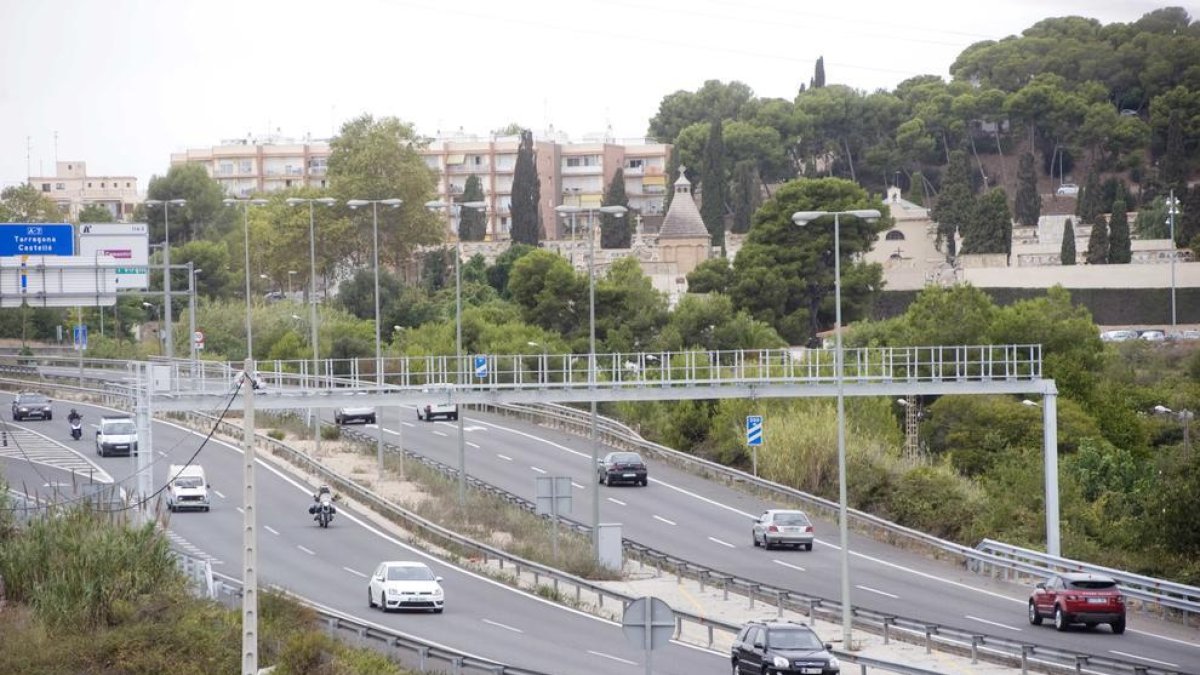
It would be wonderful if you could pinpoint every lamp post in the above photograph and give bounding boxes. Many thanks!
[348,198,403,475]
[1153,405,1192,456]
[1167,191,1182,327]
[791,208,881,649]
[144,198,186,358]
[286,197,338,450]
[555,203,627,562]
[188,264,202,366]
[223,198,269,359]
[425,199,487,506]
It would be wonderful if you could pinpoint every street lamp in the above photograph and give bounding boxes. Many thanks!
[555,203,627,562]
[791,208,880,649]
[144,198,186,358]
[223,198,269,359]
[425,199,487,506]
[1167,191,1182,327]
[347,198,403,474]
[1153,405,1193,455]
[188,265,203,365]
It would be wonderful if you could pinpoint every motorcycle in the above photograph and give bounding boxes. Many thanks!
[69,418,82,441]
[309,500,335,528]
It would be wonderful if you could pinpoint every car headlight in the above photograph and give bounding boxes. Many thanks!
[433,588,444,598]
[386,588,402,596]
[828,656,840,669]
[772,655,790,668]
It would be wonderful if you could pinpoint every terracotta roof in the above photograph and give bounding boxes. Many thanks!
[659,167,711,240]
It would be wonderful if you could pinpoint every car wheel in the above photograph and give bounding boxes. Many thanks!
[752,531,760,547]
[451,412,459,421]
[640,478,648,486]
[1054,606,1068,631]
[368,588,375,608]
[1111,617,1126,634]
[379,592,387,612]
[804,543,813,551]
[1028,602,1042,625]
[433,607,444,614]
[764,538,774,551]
[731,659,739,675]
[368,415,376,424]
[335,415,342,425]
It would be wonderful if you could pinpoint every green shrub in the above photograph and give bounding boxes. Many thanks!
[321,425,341,440]
[267,429,286,441]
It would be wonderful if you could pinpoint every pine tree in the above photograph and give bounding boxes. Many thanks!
[1077,167,1102,224]
[810,56,826,89]
[1085,214,1109,264]
[1014,153,1041,227]
[930,150,974,258]
[730,160,761,234]
[700,116,727,251]
[1108,199,1131,263]
[600,168,632,249]
[1163,109,1188,196]
[1061,218,1077,265]
[458,174,487,241]
[510,129,541,246]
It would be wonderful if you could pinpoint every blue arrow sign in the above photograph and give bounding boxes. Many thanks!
[474,355,488,379]
[73,324,88,351]
[746,415,764,447]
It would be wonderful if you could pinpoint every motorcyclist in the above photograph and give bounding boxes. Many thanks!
[68,409,82,425]
[308,485,336,520]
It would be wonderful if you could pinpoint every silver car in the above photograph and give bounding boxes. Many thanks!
[752,509,815,551]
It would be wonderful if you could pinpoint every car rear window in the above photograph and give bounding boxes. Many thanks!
[774,512,811,526]
[767,628,823,650]
[1068,579,1117,590]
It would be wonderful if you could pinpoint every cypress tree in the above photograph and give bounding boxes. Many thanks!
[811,56,826,89]
[1014,153,1041,227]
[700,116,727,251]
[1086,214,1109,264]
[1077,167,1102,225]
[1108,199,1131,264]
[1162,109,1187,196]
[600,168,632,249]
[1061,217,1077,265]
[459,174,487,241]
[930,150,974,258]
[510,129,541,246]
[663,145,681,212]
[730,160,761,234]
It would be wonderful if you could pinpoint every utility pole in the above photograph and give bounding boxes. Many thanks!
[241,359,259,675]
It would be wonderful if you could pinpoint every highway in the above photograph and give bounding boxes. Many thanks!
[346,403,1200,674]
[0,396,726,675]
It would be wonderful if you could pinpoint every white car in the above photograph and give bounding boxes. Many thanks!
[418,401,458,421]
[335,406,376,425]
[1056,183,1079,197]
[367,561,444,613]
[1139,330,1167,342]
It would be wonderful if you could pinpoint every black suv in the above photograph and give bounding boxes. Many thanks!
[731,619,840,674]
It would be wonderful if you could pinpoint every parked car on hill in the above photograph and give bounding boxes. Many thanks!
[1056,183,1080,197]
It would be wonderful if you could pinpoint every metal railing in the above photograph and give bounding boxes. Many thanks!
[485,401,1200,624]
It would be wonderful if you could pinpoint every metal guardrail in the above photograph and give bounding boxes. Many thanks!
[486,401,1200,624]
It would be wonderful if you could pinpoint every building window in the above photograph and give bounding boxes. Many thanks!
[100,182,106,188]
[87,182,93,188]
[885,230,905,241]
[41,183,51,192]
[55,183,65,190]
[126,182,131,188]
[626,159,644,170]
[219,162,233,176]
[239,160,253,174]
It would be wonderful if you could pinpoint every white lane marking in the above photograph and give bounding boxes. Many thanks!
[464,425,487,432]
[708,536,735,548]
[401,422,415,428]
[482,618,523,633]
[530,466,547,474]
[466,441,480,449]
[653,515,676,526]
[213,490,226,499]
[773,560,806,572]
[965,615,1021,632]
[297,545,315,556]
[264,526,279,536]
[587,651,637,665]
[857,585,899,599]
[1110,651,1178,667]
[157,450,167,457]
[236,507,244,514]
[572,481,585,489]
[432,430,447,437]
[606,497,627,506]
[496,454,513,462]
[365,424,378,429]
[343,567,368,579]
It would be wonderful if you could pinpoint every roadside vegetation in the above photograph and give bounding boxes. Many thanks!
[0,501,412,674]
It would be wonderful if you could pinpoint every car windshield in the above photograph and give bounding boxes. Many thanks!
[175,477,202,488]
[611,453,642,464]
[767,629,823,650]
[104,422,135,435]
[386,565,435,581]
[1067,579,1117,590]
[19,395,48,404]
[773,513,810,526]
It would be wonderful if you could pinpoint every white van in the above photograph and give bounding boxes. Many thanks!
[166,464,210,512]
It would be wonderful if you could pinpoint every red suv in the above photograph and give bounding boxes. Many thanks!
[1028,573,1125,634]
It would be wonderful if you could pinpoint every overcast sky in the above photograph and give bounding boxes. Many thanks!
[0,0,1186,190]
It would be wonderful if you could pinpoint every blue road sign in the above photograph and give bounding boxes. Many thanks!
[746,415,764,447]
[474,355,488,378]
[0,223,74,256]
[73,324,88,351]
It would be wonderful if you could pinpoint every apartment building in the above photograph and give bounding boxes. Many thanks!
[169,134,329,197]
[28,161,140,221]
[171,133,670,241]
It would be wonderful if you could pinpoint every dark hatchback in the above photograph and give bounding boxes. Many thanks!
[731,619,840,674]
[596,451,648,486]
